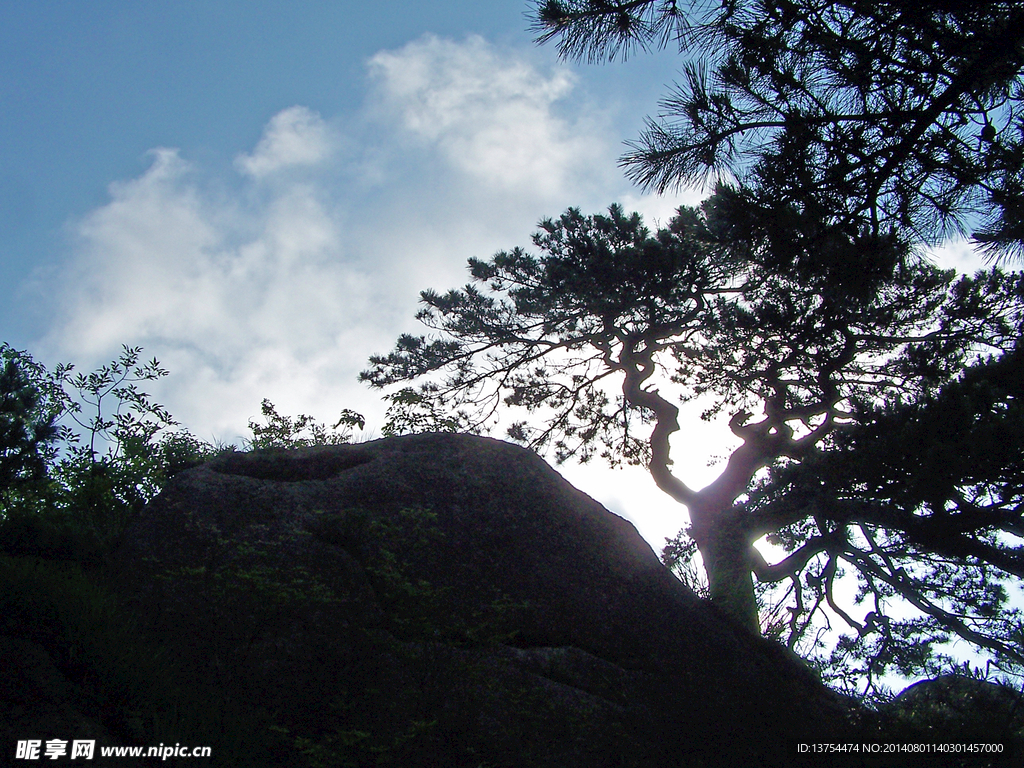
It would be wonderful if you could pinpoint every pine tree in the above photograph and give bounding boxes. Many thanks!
[363,201,1024,663]
[532,0,1024,262]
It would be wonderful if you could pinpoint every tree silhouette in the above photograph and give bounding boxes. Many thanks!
[0,345,64,507]
[737,342,1024,689]
[532,0,1024,262]
[363,201,1024,661]
[516,0,1024,689]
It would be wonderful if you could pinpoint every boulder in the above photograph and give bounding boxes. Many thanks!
[107,433,860,766]
[0,635,114,753]
[886,675,1024,749]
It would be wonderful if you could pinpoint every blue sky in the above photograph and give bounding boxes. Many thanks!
[0,2,986,554]
[2,0,714,547]
[0,0,681,338]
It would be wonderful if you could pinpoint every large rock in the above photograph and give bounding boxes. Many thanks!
[108,433,860,766]
[0,635,114,752]
[885,675,1024,750]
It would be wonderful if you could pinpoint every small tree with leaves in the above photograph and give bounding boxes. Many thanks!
[52,346,189,525]
[0,345,216,556]
[364,201,1024,654]
[246,398,365,450]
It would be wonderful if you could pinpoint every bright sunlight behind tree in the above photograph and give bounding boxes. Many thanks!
[363,199,1024,694]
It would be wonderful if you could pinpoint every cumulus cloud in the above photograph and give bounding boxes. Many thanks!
[235,106,335,179]
[48,144,375,440]
[59,149,221,354]
[60,150,364,354]
[366,34,611,200]
[928,238,989,273]
[43,35,633,442]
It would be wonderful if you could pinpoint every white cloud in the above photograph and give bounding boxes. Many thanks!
[46,143,377,440]
[58,149,221,355]
[366,34,611,200]
[617,189,708,229]
[235,106,335,179]
[927,237,990,274]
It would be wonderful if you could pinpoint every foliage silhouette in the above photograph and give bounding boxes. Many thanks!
[737,343,1024,693]
[524,0,1024,694]
[0,345,217,558]
[363,200,1024,691]
[246,398,365,450]
[532,0,1024,263]
[0,344,64,503]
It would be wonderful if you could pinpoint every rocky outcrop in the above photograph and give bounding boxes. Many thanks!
[0,635,114,751]
[106,433,861,766]
[885,675,1024,751]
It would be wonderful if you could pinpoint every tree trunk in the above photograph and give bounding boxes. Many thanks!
[619,360,764,633]
[689,502,760,633]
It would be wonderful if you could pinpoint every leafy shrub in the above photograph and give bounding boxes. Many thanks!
[0,344,65,504]
[246,398,365,450]
[0,344,217,559]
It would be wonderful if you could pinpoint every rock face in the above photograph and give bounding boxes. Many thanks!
[109,433,857,766]
[886,675,1024,749]
[0,636,114,751]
